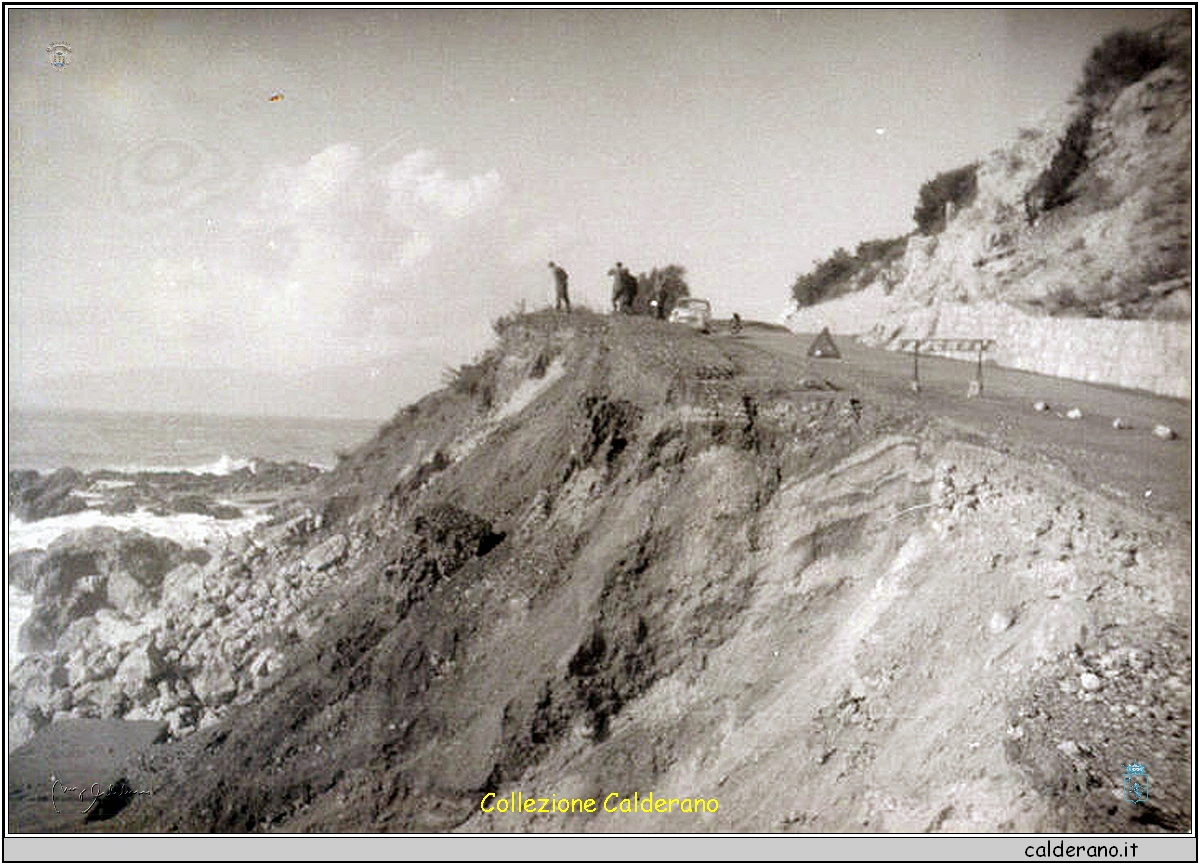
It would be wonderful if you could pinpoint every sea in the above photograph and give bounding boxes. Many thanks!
[7,408,383,670]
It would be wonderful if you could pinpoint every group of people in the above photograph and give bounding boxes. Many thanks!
[607,261,641,314]
[544,260,669,318]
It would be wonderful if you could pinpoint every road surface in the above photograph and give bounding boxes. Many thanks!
[722,325,1192,522]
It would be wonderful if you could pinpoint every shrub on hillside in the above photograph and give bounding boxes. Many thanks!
[913,164,979,235]
[791,248,856,308]
[790,235,907,308]
[443,353,499,408]
[1076,29,1177,102]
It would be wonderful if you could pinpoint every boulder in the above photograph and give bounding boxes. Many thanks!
[9,711,45,753]
[114,641,166,703]
[71,678,127,719]
[164,704,199,737]
[161,561,207,607]
[93,608,152,649]
[10,655,59,717]
[304,534,348,571]
[106,569,157,618]
[21,527,207,650]
[1153,424,1178,440]
[191,665,238,708]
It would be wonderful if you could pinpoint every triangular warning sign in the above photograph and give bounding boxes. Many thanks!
[807,327,841,359]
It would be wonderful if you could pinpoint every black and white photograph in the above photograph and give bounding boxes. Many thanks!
[5,4,1194,858]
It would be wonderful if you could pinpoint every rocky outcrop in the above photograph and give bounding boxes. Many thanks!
[8,459,326,524]
[15,528,207,654]
[783,13,1191,397]
[9,468,90,521]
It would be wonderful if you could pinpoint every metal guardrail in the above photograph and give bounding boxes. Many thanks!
[898,338,995,396]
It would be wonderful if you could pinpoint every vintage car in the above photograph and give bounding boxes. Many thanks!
[668,297,712,333]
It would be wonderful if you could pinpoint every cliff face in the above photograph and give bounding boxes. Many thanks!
[890,61,1189,318]
[32,311,1184,835]
[784,14,1191,396]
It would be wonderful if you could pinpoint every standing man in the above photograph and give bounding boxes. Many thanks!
[653,272,669,319]
[548,261,570,312]
[609,262,627,313]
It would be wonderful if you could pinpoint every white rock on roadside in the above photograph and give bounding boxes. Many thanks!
[1065,407,1083,420]
[1153,424,1177,440]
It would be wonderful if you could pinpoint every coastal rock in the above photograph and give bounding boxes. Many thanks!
[164,704,200,737]
[161,494,243,520]
[259,511,319,549]
[19,528,208,652]
[399,505,505,585]
[57,616,102,659]
[106,570,157,619]
[8,468,90,521]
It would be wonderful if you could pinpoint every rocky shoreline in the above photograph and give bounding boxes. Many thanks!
[8,460,330,751]
[9,459,324,523]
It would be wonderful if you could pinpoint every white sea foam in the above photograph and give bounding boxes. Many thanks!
[93,454,260,477]
[8,508,268,554]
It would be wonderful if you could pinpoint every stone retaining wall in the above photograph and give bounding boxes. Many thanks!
[785,295,1191,399]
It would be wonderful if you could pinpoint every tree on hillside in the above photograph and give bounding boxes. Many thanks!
[913,163,979,235]
[634,265,690,316]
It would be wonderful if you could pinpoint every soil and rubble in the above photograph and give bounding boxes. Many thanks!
[7,311,1191,833]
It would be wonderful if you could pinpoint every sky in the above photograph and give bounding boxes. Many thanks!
[7,6,1179,419]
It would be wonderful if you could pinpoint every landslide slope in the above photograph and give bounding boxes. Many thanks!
[111,312,1188,833]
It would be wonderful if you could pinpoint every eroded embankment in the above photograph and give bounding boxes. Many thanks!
[33,312,1187,834]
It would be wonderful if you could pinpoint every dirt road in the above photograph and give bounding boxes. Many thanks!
[724,325,1191,522]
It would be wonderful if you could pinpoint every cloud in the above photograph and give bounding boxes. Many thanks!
[200,143,511,369]
[19,141,529,389]
[386,149,502,221]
